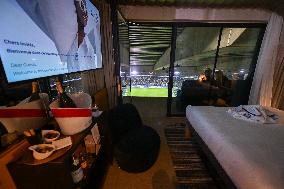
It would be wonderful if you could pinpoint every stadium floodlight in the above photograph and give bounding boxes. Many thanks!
[131,70,138,75]
[174,71,180,75]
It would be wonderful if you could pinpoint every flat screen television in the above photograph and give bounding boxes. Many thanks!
[0,0,102,83]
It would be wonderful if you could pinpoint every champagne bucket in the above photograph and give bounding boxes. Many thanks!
[50,93,92,135]
[0,93,49,133]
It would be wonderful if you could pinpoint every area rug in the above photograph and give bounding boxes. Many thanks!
[164,123,220,189]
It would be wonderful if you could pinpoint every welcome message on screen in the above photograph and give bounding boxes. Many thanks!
[0,0,102,83]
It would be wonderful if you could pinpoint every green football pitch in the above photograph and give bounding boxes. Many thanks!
[123,87,176,97]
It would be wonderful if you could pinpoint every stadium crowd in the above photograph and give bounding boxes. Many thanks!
[121,76,189,88]
[120,68,248,90]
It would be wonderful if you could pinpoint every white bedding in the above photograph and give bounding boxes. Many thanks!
[186,106,284,189]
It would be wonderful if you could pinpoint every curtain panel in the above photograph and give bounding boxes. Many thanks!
[272,25,284,109]
[249,13,284,108]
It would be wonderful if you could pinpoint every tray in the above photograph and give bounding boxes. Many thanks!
[20,144,72,165]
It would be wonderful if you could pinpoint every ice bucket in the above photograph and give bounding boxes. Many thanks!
[50,93,92,135]
[0,93,49,133]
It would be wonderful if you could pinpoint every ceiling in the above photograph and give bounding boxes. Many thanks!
[117,0,283,14]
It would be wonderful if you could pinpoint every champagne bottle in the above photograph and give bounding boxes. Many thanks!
[71,155,84,186]
[55,81,77,108]
[29,81,41,102]
[79,152,88,178]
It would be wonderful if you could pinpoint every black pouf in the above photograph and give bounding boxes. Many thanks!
[108,103,143,144]
[114,126,160,173]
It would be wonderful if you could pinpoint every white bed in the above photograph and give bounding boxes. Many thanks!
[186,106,284,189]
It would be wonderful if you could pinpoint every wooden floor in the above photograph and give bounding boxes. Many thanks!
[102,97,217,189]
[103,116,186,189]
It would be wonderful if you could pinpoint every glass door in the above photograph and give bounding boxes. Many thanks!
[170,24,265,115]
[213,27,264,107]
[122,24,172,98]
[117,20,265,116]
[171,26,221,114]
[118,11,130,98]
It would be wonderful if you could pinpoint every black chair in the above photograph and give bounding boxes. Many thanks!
[108,103,143,145]
[108,103,160,173]
[114,125,160,173]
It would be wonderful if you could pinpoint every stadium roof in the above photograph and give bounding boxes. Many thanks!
[119,22,263,73]
[117,0,281,72]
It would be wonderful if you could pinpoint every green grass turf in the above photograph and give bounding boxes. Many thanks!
[123,87,176,97]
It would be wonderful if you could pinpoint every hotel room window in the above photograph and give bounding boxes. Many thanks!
[173,26,221,114]
[172,25,265,114]
[214,27,263,107]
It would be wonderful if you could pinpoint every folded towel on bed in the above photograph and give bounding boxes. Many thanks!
[227,105,278,124]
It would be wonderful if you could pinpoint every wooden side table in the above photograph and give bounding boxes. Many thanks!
[8,120,109,189]
[0,139,29,189]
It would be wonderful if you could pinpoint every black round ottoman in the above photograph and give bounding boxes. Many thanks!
[108,103,143,144]
[114,126,160,173]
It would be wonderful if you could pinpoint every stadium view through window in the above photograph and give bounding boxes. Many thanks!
[118,21,265,115]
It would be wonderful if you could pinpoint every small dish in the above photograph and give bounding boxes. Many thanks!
[42,130,60,143]
[28,144,56,160]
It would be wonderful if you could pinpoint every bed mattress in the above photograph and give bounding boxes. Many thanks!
[186,106,284,189]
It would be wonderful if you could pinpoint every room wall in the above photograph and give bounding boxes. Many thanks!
[81,2,118,109]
